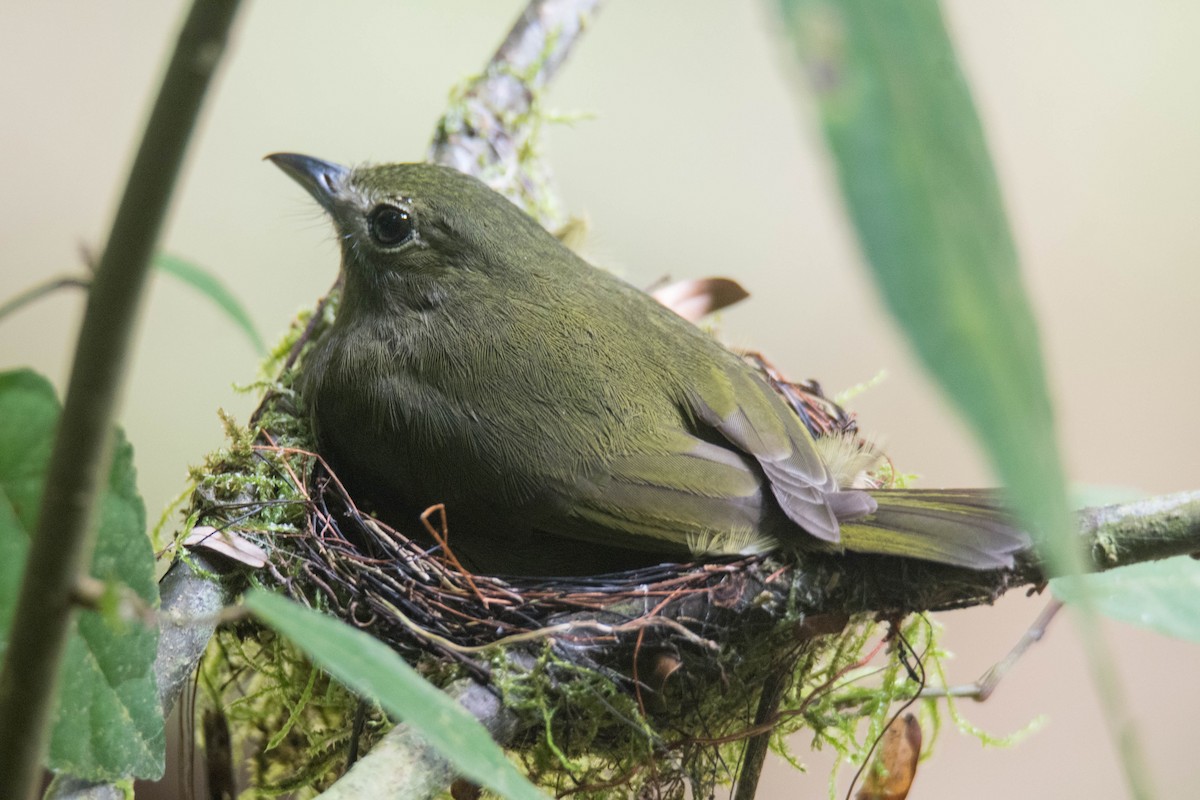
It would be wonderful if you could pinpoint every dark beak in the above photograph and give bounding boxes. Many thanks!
[265,153,350,213]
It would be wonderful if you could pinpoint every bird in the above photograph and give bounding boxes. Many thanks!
[269,153,1028,576]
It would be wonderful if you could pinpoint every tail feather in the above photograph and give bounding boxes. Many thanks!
[838,488,1029,569]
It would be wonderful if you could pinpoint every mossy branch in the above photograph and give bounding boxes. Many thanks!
[428,0,605,226]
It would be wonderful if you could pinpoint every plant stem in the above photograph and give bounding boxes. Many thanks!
[0,276,90,323]
[732,663,792,800]
[0,2,241,798]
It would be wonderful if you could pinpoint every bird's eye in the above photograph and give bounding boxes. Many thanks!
[367,204,414,246]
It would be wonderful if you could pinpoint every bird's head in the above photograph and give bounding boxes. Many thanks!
[268,154,561,302]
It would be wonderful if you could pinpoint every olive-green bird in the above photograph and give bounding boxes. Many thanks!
[270,153,1027,576]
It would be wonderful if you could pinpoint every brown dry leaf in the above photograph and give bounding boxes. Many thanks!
[650,277,750,322]
[183,525,269,568]
[856,713,922,800]
[450,779,482,800]
[650,652,683,693]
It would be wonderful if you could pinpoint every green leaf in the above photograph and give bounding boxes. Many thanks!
[245,590,547,800]
[155,253,266,355]
[774,3,1148,793]
[0,369,162,780]
[1054,558,1200,642]
[774,0,1073,548]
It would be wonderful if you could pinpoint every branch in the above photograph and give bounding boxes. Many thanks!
[0,275,90,323]
[0,3,241,797]
[427,0,605,226]
[314,678,520,800]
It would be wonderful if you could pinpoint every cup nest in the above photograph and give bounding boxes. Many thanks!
[185,305,933,799]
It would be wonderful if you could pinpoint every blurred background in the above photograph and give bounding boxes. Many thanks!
[2,1,1198,797]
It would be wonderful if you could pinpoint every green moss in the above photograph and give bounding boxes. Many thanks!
[201,623,392,798]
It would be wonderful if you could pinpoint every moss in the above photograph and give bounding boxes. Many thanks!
[200,623,393,798]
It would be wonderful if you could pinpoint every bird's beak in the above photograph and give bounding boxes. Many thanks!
[265,153,350,213]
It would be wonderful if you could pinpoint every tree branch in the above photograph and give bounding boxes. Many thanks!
[0,276,90,324]
[427,0,605,225]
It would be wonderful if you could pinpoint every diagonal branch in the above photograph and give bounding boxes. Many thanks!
[428,0,605,226]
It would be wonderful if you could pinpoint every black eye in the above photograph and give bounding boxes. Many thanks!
[368,204,414,246]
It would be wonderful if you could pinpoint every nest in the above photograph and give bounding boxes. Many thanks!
[186,304,944,799]
[273,349,858,662]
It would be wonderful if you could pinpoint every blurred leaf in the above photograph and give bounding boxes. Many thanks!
[156,253,266,355]
[1054,558,1200,642]
[245,590,547,800]
[0,369,162,780]
[0,372,55,648]
[774,0,1072,546]
[1070,484,1148,510]
[774,2,1148,793]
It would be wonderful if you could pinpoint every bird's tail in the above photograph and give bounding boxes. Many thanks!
[838,488,1029,569]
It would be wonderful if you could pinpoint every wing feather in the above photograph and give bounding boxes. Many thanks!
[684,365,875,543]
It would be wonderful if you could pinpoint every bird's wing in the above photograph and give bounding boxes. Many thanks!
[683,361,876,542]
[543,359,877,558]
[548,432,778,556]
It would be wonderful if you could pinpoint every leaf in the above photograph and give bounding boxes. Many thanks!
[155,253,267,355]
[774,3,1144,789]
[1070,484,1147,510]
[775,0,1073,544]
[1056,488,1200,640]
[1054,558,1200,642]
[245,590,547,800]
[650,277,750,322]
[0,371,55,653]
[183,525,270,567]
[856,712,921,800]
[0,369,162,780]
